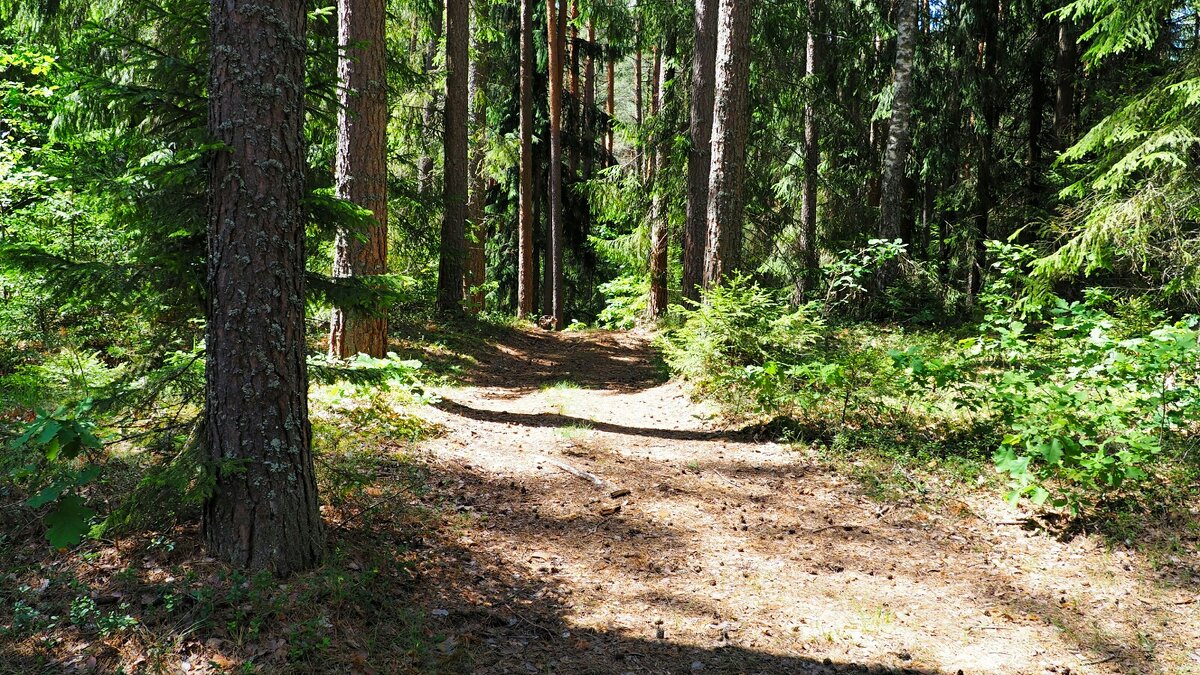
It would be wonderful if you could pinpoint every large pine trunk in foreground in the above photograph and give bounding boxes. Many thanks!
[517,0,536,317]
[437,0,470,313]
[204,0,323,575]
[329,0,389,359]
[684,0,718,302]
[703,0,754,288]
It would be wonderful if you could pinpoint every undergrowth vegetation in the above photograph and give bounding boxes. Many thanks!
[659,242,1200,521]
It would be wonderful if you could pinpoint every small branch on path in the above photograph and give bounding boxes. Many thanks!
[543,457,609,487]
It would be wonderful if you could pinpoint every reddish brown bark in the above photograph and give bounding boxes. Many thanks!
[518,0,536,317]
[703,0,754,288]
[464,11,489,313]
[204,0,323,575]
[330,0,389,359]
[683,0,718,302]
[438,0,470,313]
[546,0,566,328]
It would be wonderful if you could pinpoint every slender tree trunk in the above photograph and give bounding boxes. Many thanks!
[647,30,676,319]
[634,36,643,172]
[546,0,566,328]
[794,0,821,300]
[517,0,535,317]
[878,0,917,245]
[418,8,444,195]
[437,0,469,312]
[464,9,489,312]
[646,45,661,181]
[329,0,389,358]
[1054,18,1076,147]
[606,56,615,158]
[968,0,999,303]
[683,0,718,302]
[584,19,596,180]
[204,0,322,575]
[1027,7,1047,215]
[568,1,580,176]
[703,0,754,288]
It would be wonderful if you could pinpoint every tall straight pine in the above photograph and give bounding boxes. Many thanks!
[329,0,389,358]
[204,0,323,575]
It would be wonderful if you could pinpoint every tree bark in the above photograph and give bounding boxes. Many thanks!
[464,7,489,312]
[968,0,1000,303]
[418,7,444,195]
[517,0,536,317]
[606,56,615,158]
[546,0,566,328]
[877,0,916,245]
[647,30,676,319]
[568,1,580,177]
[1027,6,1047,211]
[794,0,821,300]
[647,45,660,181]
[702,0,754,288]
[634,30,643,172]
[683,0,718,302]
[1054,19,1076,147]
[583,19,596,180]
[330,0,389,359]
[437,0,470,313]
[204,0,323,575]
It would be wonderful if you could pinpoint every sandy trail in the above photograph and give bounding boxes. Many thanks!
[412,328,1197,675]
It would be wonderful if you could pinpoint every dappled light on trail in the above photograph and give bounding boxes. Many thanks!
[410,327,1199,674]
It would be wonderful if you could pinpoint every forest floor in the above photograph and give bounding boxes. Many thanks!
[408,326,1199,675]
[2,325,1198,674]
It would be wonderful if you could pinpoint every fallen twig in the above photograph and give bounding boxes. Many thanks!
[544,457,608,487]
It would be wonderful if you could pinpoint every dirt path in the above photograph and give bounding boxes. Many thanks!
[412,328,1198,675]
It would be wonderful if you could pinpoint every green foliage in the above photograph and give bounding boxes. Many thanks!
[666,256,1200,514]
[8,400,103,548]
[596,274,648,329]
[661,275,826,413]
[965,253,1200,511]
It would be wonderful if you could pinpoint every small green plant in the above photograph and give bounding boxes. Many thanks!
[9,400,104,548]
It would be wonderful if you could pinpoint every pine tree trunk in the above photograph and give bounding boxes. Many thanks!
[546,0,566,329]
[518,0,536,317]
[683,0,718,302]
[330,0,389,359]
[204,0,323,575]
[969,0,999,303]
[1027,7,1047,212]
[647,31,676,320]
[634,34,643,172]
[702,0,754,288]
[794,0,821,301]
[1054,19,1076,147]
[606,57,615,159]
[418,8,444,195]
[647,46,660,181]
[583,19,596,180]
[437,0,469,313]
[568,1,580,177]
[464,9,489,313]
[877,0,916,245]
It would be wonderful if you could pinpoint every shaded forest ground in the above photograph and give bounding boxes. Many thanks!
[2,325,1198,674]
